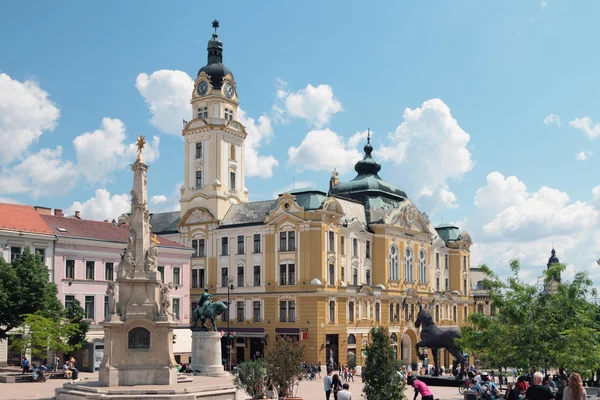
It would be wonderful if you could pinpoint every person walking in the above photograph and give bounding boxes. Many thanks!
[526,372,555,400]
[324,369,333,400]
[318,361,322,378]
[410,377,434,400]
[337,383,352,400]
[21,357,30,374]
[332,373,342,400]
[562,373,585,400]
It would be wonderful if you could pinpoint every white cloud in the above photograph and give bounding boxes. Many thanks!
[576,151,592,161]
[540,1,548,10]
[237,109,279,178]
[66,189,130,221]
[288,129,364,173]
[592,186,600,204]
[570,117,600,139]
[377,98,474,212]
[543,113,560,127]
[149,183,182,213]
[135,70,193,135]
[73,118,159,183]
[275,80,342,127]
[0,73,60,164]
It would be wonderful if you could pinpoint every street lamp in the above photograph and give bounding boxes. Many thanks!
[227,275,234,373]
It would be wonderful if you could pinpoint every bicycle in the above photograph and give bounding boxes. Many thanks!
[459,379,471,395]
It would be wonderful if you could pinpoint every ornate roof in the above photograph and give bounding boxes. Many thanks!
[150,211,180,235]
[547,248,560,268]
[197,20,233,89]
[220,200,277,227]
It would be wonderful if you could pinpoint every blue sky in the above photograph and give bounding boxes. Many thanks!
[1,1,599,281]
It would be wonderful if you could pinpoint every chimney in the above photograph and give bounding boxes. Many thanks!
[54,209,63,217]
[34,206,52,215]
[74,211,80,219]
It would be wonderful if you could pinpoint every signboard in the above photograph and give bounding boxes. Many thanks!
[94,344,104,370]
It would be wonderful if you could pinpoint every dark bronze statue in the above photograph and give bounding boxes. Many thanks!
[414,300,466,378]
[191,289,228,331]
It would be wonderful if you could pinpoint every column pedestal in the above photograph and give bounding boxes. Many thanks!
[191,331,228,377]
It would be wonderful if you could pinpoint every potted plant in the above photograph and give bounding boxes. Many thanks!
[265,336,304,400]
[234,358,267,399]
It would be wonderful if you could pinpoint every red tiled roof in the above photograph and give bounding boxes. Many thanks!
[0,203,54,235]
[41,215,189,249]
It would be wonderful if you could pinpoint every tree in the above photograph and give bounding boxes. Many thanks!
[347,352,356,370]
[65,300,89,351]
[265,336,304,398]
[363,326,405,400]
[234,358,267,399]
[0,247,63,338]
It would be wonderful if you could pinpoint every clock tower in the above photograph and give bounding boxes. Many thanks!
[180,20,248,221]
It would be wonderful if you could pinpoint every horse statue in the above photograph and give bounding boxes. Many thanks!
[414,300,466,378]
[191,289,228,331]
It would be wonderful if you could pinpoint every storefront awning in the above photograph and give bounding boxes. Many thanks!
[275,327,300,335]
[219,327,266,338]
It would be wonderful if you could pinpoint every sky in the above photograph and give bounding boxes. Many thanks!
[1,1,599,284]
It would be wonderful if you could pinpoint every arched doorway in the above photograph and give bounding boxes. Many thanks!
[400,333,412,366]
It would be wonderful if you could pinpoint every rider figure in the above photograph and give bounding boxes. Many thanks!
[193,289,213,328]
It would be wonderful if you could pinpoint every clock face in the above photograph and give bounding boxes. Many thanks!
[224,82,234,99]
[197,81,208,96]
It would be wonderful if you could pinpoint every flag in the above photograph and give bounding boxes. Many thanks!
[401,296,407,310]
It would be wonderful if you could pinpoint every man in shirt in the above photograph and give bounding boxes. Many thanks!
[337,383,352,400]
[474,372,499,400]
[411,377,434,400]
[526,372,555,400]
[324,369,333,400]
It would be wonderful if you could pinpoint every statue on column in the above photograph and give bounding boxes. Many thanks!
[159,282,174,319]
[106,282,117,316]
[144,235,160,272]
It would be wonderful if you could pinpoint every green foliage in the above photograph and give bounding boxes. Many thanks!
[265,336,304,398]
[363,326,406,400]
[460,260,600,372]
[10,312,80,361]
[65,300,89,350]
[0,247,63,338]
[347,352,356,370]
[234,358,267,399]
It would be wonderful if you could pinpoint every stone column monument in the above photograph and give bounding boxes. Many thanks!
[99,136,178,386]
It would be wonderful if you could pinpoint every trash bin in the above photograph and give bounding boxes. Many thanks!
[465,390,478,400]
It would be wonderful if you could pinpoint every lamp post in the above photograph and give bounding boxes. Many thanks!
[227,275,234,373]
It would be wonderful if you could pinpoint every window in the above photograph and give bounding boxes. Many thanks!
[192,268,205,289]
[435,305,440,322]
[328,231,335,252]
[328,265,335,285]
[464,306,468,322]
[404,246,414,282]
[225,108,233,122]
[253,234,261,253]
[453,305,457,322]
[230,144,236,160]
[463,279,468,295]
[375,302,380,322]
[279,264,287,286]
[436,277,440,292]
[192,269,199,288]
[352,267,358,286]
[341,236,345,255]
[366,269,371,286]
[329,301,335,323]
[279,232,287,251]
[237,301,244,322]
[35,248,45,263]
[288,264,295,285]
[353,238,358,257]
[65,295,75,309]
[86,261,95,280]
[237,266,244,287]
[280,301,287,322]
[445,255,449,270]
[173,298,181,321]
[289,301,296,322]
[221,268,228,288]
[196,171,202,188]
[348,334,356,345]
[348,301,355,323]
[221,237,229,256]
[445,278,449,291]
[198,239,205,257]
[192,240,198,257]
[366,241,371,259]
[199,268,205,288]
[253,301,261,322]
[66,259,75,279]
[418,248,427,283]
[171,267,180,285]
[10,246,21,261]
[104,296,109,318]
[84,296,95,319]
[341,266,345,283]
[389,303,394,322]
[222,303,229,322]
[253,265,261,286]
[230,171,236,189]
[195,142,202,159]
[158,266,165,282]
[237,235,244,254]
[477,304,484,314]
[105,262,114,281]
[463,255,467,271]
[288,232,296,251]
[389,245,399,280]
[197,106,208,119]
[436,253,440,269]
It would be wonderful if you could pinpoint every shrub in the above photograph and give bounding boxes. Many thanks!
[265,336,304,398]
[233,358,267,399]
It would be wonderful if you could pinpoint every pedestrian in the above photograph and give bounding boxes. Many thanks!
[526,372,555,400]
[324,369,333,400]
[22,357,30,374]
[410,377,434,400]
[337,383,352,400]
[474,372,500,400]
[332,373,342,400]
[349,367,354,382]
[563,373,585,400]
[54,355,60,373]
[506,383,517,400]
[318,361,322,378]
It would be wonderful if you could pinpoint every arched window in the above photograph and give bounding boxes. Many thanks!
[230,144,236,160]
[418,248,427,283]
[348,334,356,345]
[390,333,398,343]
[404,246,413,282]
[389,245,399,280]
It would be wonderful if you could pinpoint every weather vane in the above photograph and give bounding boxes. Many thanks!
[212,19,219,34]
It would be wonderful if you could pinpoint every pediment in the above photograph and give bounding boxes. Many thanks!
[387,202,430,234]
[269,193,304,216]
[322,198,344,215]
[179,207,216,226]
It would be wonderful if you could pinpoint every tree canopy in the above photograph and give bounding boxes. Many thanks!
[363,326,406,400]
[459,260,600,372]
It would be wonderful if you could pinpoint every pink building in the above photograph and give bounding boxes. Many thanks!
[40,210,193,366]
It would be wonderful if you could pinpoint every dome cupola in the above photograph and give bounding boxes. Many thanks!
[197,20,233,89]
[547,248,559,268]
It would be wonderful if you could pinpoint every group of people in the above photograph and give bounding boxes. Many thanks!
[324,369,353,400]
[301,361,322,380]
[505,372,587,400]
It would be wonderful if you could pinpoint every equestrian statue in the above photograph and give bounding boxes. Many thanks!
[414,299,466,378]
[191,289,228,331]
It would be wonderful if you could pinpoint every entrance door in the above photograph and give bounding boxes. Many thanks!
[250,338,264,359]
[325,334,339,370]
[236,346,245,364]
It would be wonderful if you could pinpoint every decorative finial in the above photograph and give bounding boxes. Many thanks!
[367,128,371,144]
[136,135,147,160]
[212,19,219,34]
[151,234,160,245]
